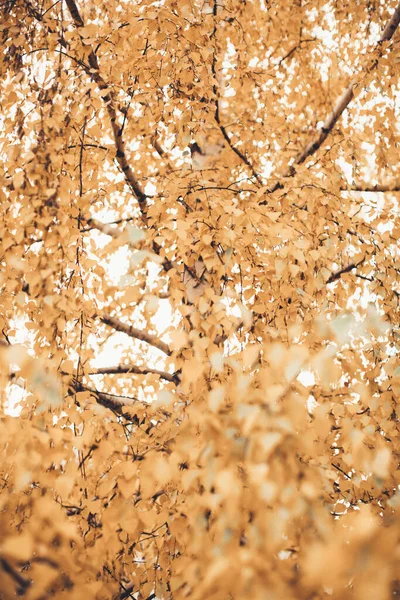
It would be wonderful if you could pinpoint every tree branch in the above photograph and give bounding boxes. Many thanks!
[341,183,400,193]
[68,378,140,419]
[381,1,400,41]
[100,314,172,356]
[113,582,136,600]
[151,135,176,175]
[88,364,179,384]
[295,2,400,165]
[85,217,123,238]
[211,0,262,185]
[215,118,263,185]
[64,0,148,220]
[0,558,31,595]
[62,3,207,308]
[355,273,374,282]
[332,462,352,480]
[295,84,355,166]
[261,2,400,199]
[326,259,365,284]
[294,1,400,167]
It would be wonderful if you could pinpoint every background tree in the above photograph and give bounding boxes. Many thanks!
[0,0,399,598]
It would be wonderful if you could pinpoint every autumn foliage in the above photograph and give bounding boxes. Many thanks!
[1,0,400,598]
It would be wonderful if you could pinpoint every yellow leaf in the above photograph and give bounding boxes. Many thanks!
[1,533,33,561]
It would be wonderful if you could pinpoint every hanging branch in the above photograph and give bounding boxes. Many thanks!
[64,0,148,220]
[100,314,172,356]
[62,2,212,303]
[33,2,206,308]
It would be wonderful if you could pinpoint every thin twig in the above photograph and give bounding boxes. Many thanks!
[332,462,352,480]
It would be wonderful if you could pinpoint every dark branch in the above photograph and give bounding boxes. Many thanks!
[355,273,374,282]
[215,119,263,185]
[0,558,31,594]
[380,1,400,41]
[332,462,352,480]
[326,259,365,284]
[341,183,400,193]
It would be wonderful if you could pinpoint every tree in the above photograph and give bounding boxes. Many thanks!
[0,0,400,598]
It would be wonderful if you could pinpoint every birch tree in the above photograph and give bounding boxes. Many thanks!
[0,0,400,598]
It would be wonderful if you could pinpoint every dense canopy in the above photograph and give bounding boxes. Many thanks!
[0,0,400,598]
